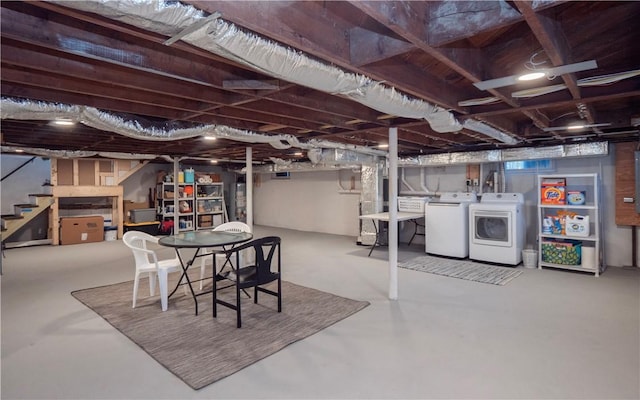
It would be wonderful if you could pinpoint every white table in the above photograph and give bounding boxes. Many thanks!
[359,211,425,256]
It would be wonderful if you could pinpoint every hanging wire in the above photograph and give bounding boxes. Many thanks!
[524,50,548,70]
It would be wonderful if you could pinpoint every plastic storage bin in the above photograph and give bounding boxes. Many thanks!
[130,208,156,223]
[541,239,582,265]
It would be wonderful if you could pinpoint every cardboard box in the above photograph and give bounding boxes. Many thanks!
[541,177,566,205]
[60,216,104,245]
[123,201,149,223]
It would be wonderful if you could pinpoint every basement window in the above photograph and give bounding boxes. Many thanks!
[504,159,554,172]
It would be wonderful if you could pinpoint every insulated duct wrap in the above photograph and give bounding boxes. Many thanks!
[251,162,363,173]
[51,0,466,134]
[0,99,82,121]
[318,149,378,165]
[0,145,156,160]
[189,20,461,132]
[398,142,609,167]
[1,98,386,156]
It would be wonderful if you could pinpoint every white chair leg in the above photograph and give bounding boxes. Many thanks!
[158,269,169,311]
[181,274,189,295]
[132,271,141,308]
[148,271,157,296]
[199,248,209,291]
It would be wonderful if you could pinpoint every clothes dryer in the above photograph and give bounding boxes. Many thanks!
[469,193,525,265]
[425,192,478,258]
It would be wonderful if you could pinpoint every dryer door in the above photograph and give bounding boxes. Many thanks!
[471,209,513,247]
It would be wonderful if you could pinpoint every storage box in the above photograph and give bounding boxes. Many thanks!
[124,221,160,235]
[104,226,118,241]
[398,197,429,213]
[60,216,104,245]
[542,239,582,265]
[124,201,149,223]
[541,178,566,204]
[130,208,156,223]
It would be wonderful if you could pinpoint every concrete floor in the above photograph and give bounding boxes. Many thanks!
[1,225,639,399]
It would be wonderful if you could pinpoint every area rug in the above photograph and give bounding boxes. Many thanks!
[399,255,522,285]
[71,278,369,390]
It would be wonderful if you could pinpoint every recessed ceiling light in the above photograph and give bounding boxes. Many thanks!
[518,71,546,81]
[210,159,218,164]
[378,144,389,148]
[52,119,75,126]
[15,149,24,153]
[203,136,217,141]
[567,123,586,130]
[293,152,303,156]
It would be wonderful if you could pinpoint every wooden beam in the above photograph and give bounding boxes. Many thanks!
[349,26,414,66]
[515,1,596,123]
[426,0,523,46]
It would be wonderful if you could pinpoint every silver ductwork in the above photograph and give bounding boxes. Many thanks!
[50,0,517,143]
[0,145,157,160]
[0,98,386,157]
[399,142,608,167]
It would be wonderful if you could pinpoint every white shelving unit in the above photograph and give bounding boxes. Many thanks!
[537,173,604,276]
[157,182,195,232]
[195,182,227,230]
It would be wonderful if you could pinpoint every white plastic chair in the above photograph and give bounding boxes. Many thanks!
[199,222,252,290]
[123,230,184,311]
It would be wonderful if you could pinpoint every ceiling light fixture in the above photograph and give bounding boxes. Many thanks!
[378,144,389,149]
[210,159,218,164]
[518,71,546,81]
[474,60,597,91]
[203,136,217,141]
[52,119,75,126]
[542,123,612,132]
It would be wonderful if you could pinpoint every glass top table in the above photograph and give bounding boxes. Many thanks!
[159,230,253,315]
[159,230,253,248]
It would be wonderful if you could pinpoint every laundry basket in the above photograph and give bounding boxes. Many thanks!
[522,249,538,269]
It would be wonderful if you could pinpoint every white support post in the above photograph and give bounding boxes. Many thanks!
[388,127,398,300]
[246,147,253,229]
[173,157,179,234]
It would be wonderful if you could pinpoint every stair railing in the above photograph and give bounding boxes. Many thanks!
[1,156,36,182]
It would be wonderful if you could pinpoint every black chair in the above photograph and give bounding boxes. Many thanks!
[213,236,282,328]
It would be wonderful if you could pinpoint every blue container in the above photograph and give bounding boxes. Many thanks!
[184,168,194,183]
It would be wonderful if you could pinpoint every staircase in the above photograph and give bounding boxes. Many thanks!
[1,194,54,243]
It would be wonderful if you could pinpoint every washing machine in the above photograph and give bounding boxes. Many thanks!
[469,193,525,266]
[425,192,478,258]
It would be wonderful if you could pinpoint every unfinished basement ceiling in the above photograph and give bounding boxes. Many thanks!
[1,1,639,166]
